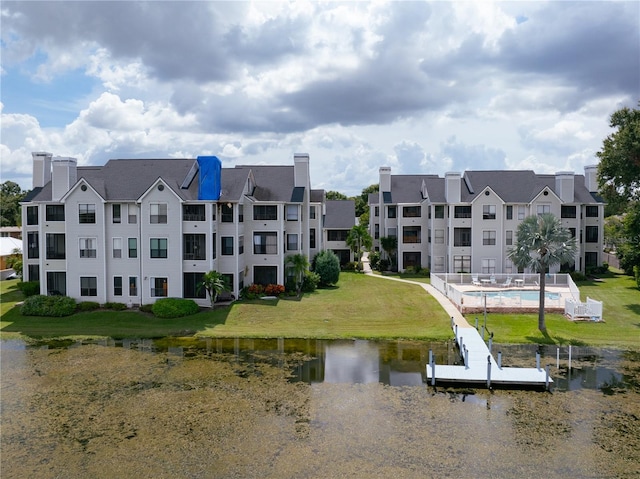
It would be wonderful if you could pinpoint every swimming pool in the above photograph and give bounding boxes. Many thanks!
[464,290,560,301]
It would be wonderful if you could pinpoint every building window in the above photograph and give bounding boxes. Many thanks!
[561,205,577,218]
[517,206,526,220]
[79,238,97,258]
[151,277,168,297]
[28,264,39,282]
[403,252,421,268]
[454,206,471,219]
[27,232,39,259]
[253,232,277,254]
[310,206,316,219]
[402,226,421,244]
[254,266,277,285]
[327,230,348,242]
[46,233,65,259]
[287,234,298,251]
[113,238,122,258]
[150,238,168,258]
[374,224,379,240]
[434,205,445,219]
[435,229,444,244]
[212,233,217,259]
[80,277,97,297]
[388,227,397,238]
[79,204,96,223]
[112,204,121,223]
[506,205,513,220]
[433,256,445,272]
[585,252,598,268]
[453,255,471,273]
[481,258,496,274]
[388,206,397,218]
[46,204,65,221]
[183,234,206,260]
[286,204,299,221]
[482,231,496,246]
[239,236,244,255]
[221,236,234,255]
[47,271,66,296]
[184,273,206,299]
[585,226,598,243]
[482,205,496,220]
[27,206,38,225]
[114,277,123,296]
[537,204,551,215]
[238,204,244,222]
[403,206,421,217]
[585,205,599,217]
[569,228,576,238]
[222,274,233,293]
[129,277,138,296]
[221,204,233,222]
[183,204,205,221]
[506,230,513,246]
[253,205,277,221]
[374,206,379,217]
[310,228,316,248]
[150,203,167,224]
[128,205,137,224]
[453,228,471,247]
[128,238,137,258]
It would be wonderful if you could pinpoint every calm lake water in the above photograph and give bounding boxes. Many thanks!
[1,338,639,478]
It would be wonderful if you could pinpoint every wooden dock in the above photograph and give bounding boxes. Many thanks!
[425,320,552,389]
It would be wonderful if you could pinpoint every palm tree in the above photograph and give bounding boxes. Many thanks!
[380,236,398,271]
[346,224,373,271]
[286,253,309,296]
[508,213,577,334]
[197,270,227,308]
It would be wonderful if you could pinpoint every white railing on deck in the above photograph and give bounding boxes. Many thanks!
[565,297,603,321]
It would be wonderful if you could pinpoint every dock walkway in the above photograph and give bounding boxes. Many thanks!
[361,254,552,388]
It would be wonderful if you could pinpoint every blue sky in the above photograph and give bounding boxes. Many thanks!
[1,1,638,195]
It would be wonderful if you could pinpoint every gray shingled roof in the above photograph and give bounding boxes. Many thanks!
[237,165,295,202]
[324,200,356,229]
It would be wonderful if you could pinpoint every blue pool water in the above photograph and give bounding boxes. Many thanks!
[465,290,560,301]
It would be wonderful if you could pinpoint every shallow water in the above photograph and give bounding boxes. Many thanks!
[1,338,639,478]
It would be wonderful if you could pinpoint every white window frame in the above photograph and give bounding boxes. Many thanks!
[79,237,97,258]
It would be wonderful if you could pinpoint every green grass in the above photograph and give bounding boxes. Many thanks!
[469,269,640,348]
[0,273,452,341]
[2,270,638,347]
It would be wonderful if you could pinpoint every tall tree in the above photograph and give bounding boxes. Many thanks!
[197,270,228,308]
[0,181,26,227]
[508,214,577,334]
[380,236,397,271]
[346,224,372,270]
[355,184,379,218]
[286,253,309,296]
[326,191,348,200]
[596,103,640,207]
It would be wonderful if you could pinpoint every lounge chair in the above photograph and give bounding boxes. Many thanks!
[500,277,512,288]
[489,275,497,285]
[472,275,481,286]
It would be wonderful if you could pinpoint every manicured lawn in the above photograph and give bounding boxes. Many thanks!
[469,269,640,348]
[0,273,452,341]
[2,270,638,347]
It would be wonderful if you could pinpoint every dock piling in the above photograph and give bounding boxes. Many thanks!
[545,365,550,390]
[498,351,502,369]
[487,355,492,388]
[536,350,541,370]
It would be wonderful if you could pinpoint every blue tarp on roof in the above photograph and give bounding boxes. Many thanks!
[197,156,221,200]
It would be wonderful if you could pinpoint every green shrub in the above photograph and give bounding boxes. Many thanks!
[151,298,200,318]
[17,281,40,297]
[21,295,76,317]
[342,261,357,271]
[570,271,588,282]
[77,301,100,312]
[368,251,381,270]
[139,304,153,313]
[313,250,340,286]
[103,302,127,311]
[377,258,390,272]
[301,271,320,293]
